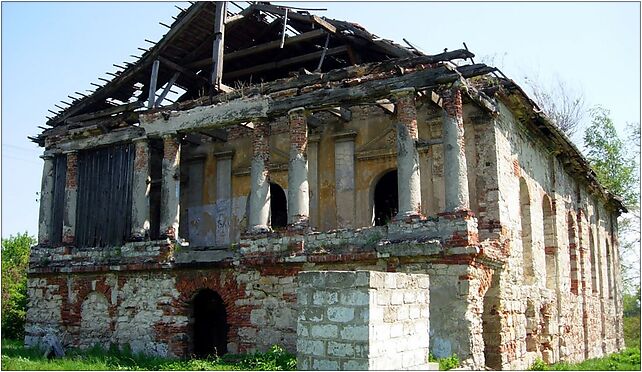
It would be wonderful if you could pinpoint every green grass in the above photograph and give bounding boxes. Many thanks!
[1,340,295,371]
[529,348,640,371]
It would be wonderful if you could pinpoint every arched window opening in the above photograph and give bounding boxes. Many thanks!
[192,289,228,358]
[374,170,398,226]
[542,195,557,291]
[606,240,614,299]
[588,227,598,293]
[568,213,580,295]
[482,272,502,369]
[519,178,534,285]
[270,183,287,229]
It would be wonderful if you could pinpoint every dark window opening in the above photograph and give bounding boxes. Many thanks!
[192,289,228,358]
[50,155,67,244]
[270,183,287,229]
[374,170,398,226]
[149,139,163,240]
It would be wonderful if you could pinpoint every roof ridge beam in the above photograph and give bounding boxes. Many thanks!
[186,28,327,69]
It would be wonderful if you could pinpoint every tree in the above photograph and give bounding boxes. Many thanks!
[584,107,638,208]
[524,74,586,138]
[583,107,640,293]
[1,232,35,340]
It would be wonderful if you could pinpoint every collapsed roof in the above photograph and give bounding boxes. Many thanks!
[35,2,420,138]
[31,1,626,214]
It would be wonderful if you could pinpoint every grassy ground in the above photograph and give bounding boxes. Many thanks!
[530,348,640,370]
[0,340,295,371]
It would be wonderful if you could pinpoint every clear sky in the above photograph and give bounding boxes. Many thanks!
[1,1,640,239]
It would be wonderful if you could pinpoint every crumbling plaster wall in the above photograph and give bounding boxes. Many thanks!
[490,101,623,366]
[178,101,485,246]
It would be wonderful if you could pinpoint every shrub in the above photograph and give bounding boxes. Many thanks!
[624,315,641,349]
[529,358,546,370]
[1,233,35,340]
[438,354,460,370]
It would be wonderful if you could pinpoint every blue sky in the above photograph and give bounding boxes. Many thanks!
[1,1,640,239]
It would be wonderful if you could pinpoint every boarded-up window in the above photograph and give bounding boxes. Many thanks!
[75,143,134,247]
[50,155,67,244]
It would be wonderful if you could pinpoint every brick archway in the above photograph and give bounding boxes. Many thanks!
[169,270,249,357]
[191,289,228,357]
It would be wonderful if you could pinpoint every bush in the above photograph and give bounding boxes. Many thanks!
[1,233,35,340]
[624,315,641,349]
[438,354,460,370]
[529,358,546,370]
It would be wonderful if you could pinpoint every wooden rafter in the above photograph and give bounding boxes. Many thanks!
[186,28,327,69]
[251,3,336,33]
[47,2,208,126]
[159,56,208,83]
[224,45,348,80]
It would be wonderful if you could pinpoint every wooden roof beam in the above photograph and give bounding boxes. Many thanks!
[251,3,336,33]
[224,45,348,80]
[186,28,327,70]
[65,101,144,123]
[159,56,208,83]
[47,2,208,126]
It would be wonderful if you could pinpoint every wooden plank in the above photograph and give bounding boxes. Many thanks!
[141,64,495,135]
[148,60,160,108]
[280,8,289,49]
[186,29,326,69]
[66,101,144,123]
[328,107,351,121]
[48,126,145,153]
[315,33,331,71]
[155,72,181,106]
[159,56,208,83]
[211,1,227,94]
[224,45,348,80]
[251,3,336,33]
[269,64,496,114]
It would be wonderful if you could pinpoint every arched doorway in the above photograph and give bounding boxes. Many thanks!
[192,289,228,358]
[270,183,287,228]
[374,170,398,226]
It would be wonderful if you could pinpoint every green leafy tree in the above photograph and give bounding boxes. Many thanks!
[1,232,35,340]
[583,107,638,208]
[583,107,640,293]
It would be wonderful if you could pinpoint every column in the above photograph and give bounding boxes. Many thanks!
[161,134,181,240]
[308,134,320,229]
[37,155,55,245]
[248,120,271,233]
[287,107,310,228]
[130,137,151,240]
[334,131,357,228]
[62,151,78,245]
[215,151,233,246]
[441,85,470,212]
[391,87,422,219]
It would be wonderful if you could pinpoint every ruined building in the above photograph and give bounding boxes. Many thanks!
[26,2,626,370]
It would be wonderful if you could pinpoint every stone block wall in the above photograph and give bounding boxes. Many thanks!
[487,101,624,368]
[296,271,431,370]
